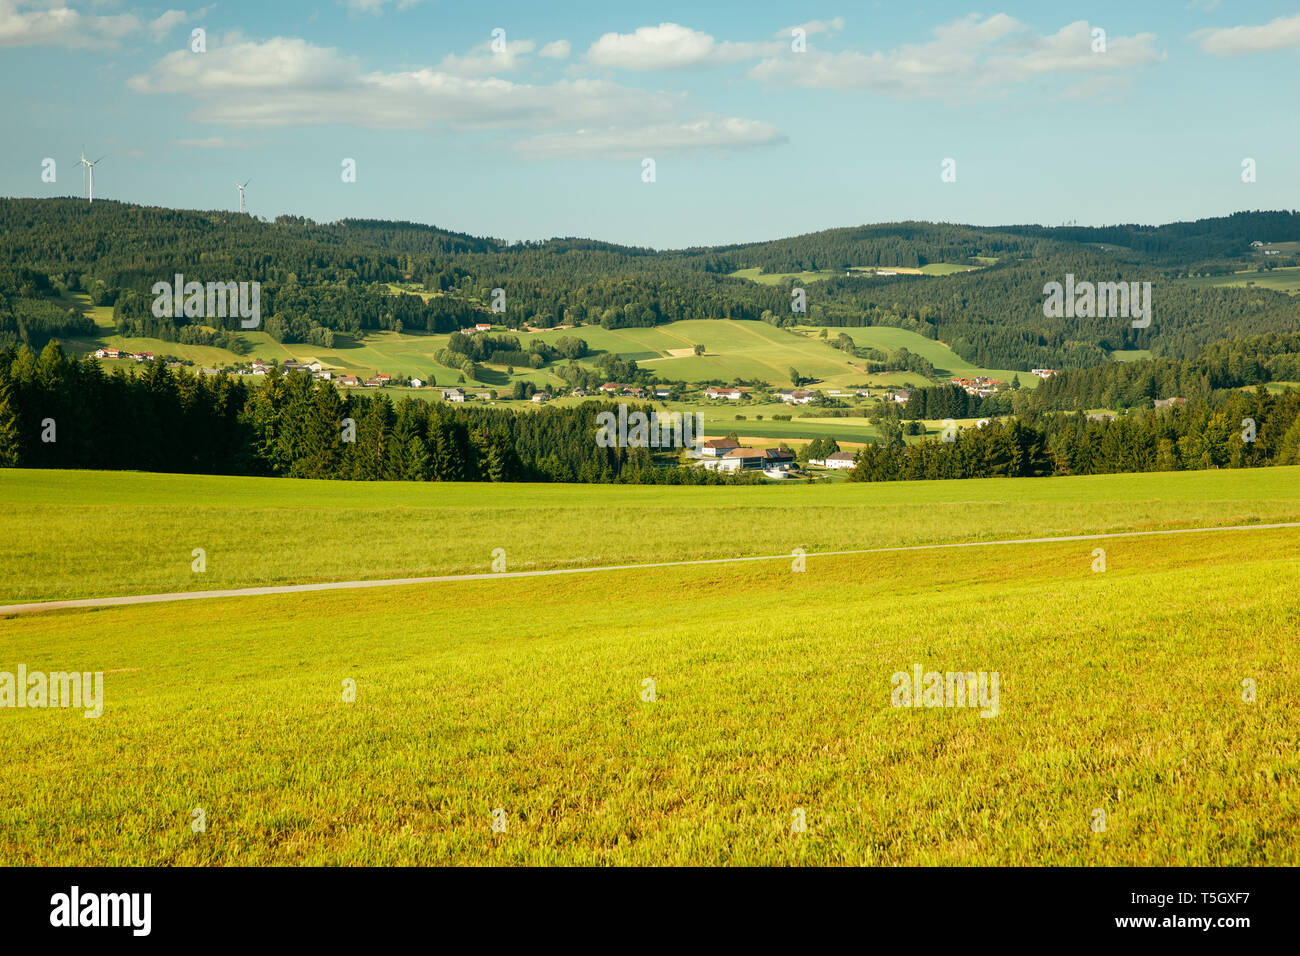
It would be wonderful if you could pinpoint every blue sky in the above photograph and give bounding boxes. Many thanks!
[1,0,1298,247]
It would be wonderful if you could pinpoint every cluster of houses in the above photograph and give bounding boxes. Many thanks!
[93,348,155,362]
[951,376,1004,398]
[1250,241,1282,255]
[593,383,672,399]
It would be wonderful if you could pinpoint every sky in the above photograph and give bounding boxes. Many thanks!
[1,0,1298,248]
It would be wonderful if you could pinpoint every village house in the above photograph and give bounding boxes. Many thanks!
[622,386,646,399]
[134,352,155,362]
[1031,368,1059,379]
[889,389,912,404]
[475,323,493,332]
[778,389,817,405]
[570,387,587,397]
[442,388,465,402]
[93,347,122,359]
[530,391,551,403]
[700,437,740,457]
[337,374,360,387]
[701,446,796,473]
[654,387,671,398]
[951,376,1003,398]
[410,378,424,388]
[810,450,858,470]
[314,370,334,381]
[363,377,385,388]
[704,386,748,400]
[599,383,621,394]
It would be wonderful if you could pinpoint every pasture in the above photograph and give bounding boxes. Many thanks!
[1,467,1298,864]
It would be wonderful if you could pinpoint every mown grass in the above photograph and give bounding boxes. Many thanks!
[1,524,1296,865]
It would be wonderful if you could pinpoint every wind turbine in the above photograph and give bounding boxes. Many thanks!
[79,146,105,203]
[235,179,250,214]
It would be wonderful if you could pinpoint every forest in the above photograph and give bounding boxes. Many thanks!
[1,198,1296,372]
[0,343,761,485]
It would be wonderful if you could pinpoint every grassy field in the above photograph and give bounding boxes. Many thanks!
[795,325,1036,387]
[2,467,1298,864]
[1177,266,1300,294]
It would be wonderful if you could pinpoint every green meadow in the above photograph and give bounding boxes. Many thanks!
[1,467,1298,864]
[1177,266,1300,294]
[796,325,1037,387]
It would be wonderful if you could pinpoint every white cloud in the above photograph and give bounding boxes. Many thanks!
[776,17,845,39]
[149,8,210,43]
[0,1,140,48]
[438,39,536,77]
[538,39,570,60]
[515,116,785,159]
[175,136,259,149]
[128,34,782,159]
[585,22,781,70]
[749,14,1161,97]
[1191,14,1300,55]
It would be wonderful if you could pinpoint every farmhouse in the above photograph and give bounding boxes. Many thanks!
[889,389,912,404]
[622,386,646,398]
[570,388,587,397]
[701,437,740,457]
[475,323,493,332]
[337,375,360,387]
[93,348,122,359]
[704,386,748,400]
[778,389,816,405]
[442,388,465,402]
[134,352,155,362]
[810,450,858,470]
[410,378,424,388]
[363,377,385,388]
[530,391,551,403]
[599,383,621,394]
[1031,368,1059,379]
[701,446,795,473]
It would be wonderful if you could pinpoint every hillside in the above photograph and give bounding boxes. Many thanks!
[1,199,1298,378]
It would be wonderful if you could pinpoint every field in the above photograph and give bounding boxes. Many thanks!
[795,325,1036,387]
[2,466,1298,865]
[1177,266,1300,294]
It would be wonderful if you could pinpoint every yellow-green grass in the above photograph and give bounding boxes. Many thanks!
[729,267,838,285]
[1,523,1296,865]
[795,325,1035,387]
[3,467,1299,604]
[1179,267,1300,294]
[1110,349,1154,362]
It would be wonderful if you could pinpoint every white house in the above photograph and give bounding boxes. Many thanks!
[778,389,816,405]
[810,451,858,470]
[704,386,748,400]
[443,388,465,402]
[410,378,424,388]
[530,391,551,403]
